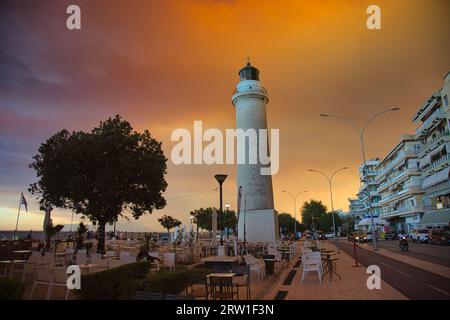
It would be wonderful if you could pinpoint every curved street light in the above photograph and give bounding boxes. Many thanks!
[281,190,308,238]
[320,107,400,250]
[308,167,348,253]
[214,174,228,246]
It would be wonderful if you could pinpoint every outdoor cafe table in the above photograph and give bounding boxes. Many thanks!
[80,263,98,275]
[207,273,236,278]
[322,257,341,282]
[0,260,26,277]
[13,250,31,259]
[202,256,238,269]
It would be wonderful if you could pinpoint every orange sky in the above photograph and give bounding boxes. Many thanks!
[0,0,449,232]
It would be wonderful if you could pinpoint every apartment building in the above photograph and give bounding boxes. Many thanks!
[413,72,450,229]
[375,134,424,232]
[347,159,387,232]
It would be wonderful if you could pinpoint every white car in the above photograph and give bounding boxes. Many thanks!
[409,229,430,243]
[325,232,335,239]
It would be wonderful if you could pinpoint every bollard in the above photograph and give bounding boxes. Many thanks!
[352,239,361,267]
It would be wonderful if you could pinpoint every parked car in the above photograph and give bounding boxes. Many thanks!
[325,232,335,239]
[317,232,327,240]
[429,229,450,245]
[409,229,430,243]
[384,232,397,240]
[347,232,367,243]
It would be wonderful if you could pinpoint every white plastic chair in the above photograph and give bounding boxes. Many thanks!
[245,254,266,281]
[49,267,69,300]
[301,253,322,283]
[90,253,102,263]
[76,253,87,266]
[163,253,175,271]
[30,265,52,299]
[23,254,42,280]
[119,251,130,261]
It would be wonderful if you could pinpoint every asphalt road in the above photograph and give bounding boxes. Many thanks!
[339,241,450,300]
[360,239,450,267]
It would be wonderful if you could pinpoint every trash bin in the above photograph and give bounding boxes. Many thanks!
[263,254,275,275]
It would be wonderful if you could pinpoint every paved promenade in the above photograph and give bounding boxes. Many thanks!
[357,243,450,279]
[264,242,407,300]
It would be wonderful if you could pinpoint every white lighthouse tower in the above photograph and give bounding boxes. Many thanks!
[232,61,279,243]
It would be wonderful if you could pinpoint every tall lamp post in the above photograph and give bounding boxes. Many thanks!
[281,190,308,238]
[320,107,399,250]
[225,204,230,239]
[214,174,228,246]
[308,167,348,253]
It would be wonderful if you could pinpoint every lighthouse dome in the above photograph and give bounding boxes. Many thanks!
[239,62,260,81]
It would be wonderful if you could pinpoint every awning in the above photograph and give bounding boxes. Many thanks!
[419,210,450,226]
[358,217,387,226]
[419,153,431,169]
[422,167,450,189]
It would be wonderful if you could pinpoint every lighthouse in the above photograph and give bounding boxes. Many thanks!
[232,61,279,243]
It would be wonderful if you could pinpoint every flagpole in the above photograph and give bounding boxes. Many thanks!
[13,196,22,240]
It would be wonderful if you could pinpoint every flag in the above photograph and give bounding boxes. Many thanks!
[20,192,28,212]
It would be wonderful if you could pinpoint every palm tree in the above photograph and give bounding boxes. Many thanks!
[158,215,181,243]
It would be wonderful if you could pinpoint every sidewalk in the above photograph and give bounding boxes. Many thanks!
[358,245,450,279]
[263,242,407,300]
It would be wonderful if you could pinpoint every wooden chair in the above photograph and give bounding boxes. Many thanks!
[232,265,251,300]
[185,274,209,300]
[209,276,236,300]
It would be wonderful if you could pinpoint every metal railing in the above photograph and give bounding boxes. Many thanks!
[421,153,450,172]
[420,130,450,154]
[416,109,445,136]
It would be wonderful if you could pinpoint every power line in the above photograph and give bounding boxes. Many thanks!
[165,188,218,200]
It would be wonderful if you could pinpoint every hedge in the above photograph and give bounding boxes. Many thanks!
[0,277,25,300]
[75,261,210,299]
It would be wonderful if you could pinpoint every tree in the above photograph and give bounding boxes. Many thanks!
[220,209,237,238]
[278,213,302,234]
[190,207,237,239]
[29,115,168,253]
[190,207,213,233]
[158,215,181,239]
[45,224,64,248]
[300,199,327,230]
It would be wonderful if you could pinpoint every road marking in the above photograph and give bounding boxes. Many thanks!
[396,270,413,278]
[380,262,392,268]
[422,282,449,296]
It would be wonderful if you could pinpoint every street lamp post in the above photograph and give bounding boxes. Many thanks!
[281,190,308,238]
[225,204,230,239]
[214,174,228,246]
[308,167,348,253]
[320,107,400,250]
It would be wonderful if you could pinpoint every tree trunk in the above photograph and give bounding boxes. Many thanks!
[97,222,106,254]
[196,224,199,243]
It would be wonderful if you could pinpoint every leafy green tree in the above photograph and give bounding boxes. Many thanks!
[278,213,302,234]
[190,207,213,233]
[29,115,168,253]
[45,224,64,248]
[158,215,181,239]
[190,207,237,239]
[301,199,328,230]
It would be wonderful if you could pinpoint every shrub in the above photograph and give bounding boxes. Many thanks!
[76,261,153,300]
[0,277,25,300]
[75,262,210,299]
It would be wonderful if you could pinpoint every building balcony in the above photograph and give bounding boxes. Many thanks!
[421,153,450,173]
[420,130,450,156]
[377,168,420,193]
[376,151,417,179]
[380,205,424,219]
[416,109,446,138]
[379,186,423,205]
[423,176,450,194]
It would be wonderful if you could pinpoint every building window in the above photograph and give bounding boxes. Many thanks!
[444,95,448,107]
